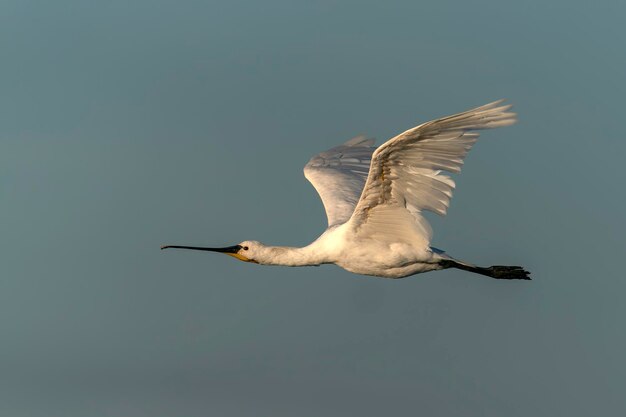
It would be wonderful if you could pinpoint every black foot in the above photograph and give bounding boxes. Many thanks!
[440,260,531,280]
[484,265,531,280]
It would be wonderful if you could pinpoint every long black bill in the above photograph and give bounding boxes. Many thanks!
[161,244,242,253]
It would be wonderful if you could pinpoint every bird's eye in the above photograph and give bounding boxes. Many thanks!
[243,246,249,251]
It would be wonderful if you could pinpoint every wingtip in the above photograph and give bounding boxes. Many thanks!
[478,99,513,112]
[343,135,376,147]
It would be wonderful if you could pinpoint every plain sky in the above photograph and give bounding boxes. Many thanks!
[2,0,625,416]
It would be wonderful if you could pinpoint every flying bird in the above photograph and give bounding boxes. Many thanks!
[162,100,530,280]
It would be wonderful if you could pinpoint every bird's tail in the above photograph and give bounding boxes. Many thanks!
[439,259,531,280]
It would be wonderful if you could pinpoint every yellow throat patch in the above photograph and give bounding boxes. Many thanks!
[227,253,258,263]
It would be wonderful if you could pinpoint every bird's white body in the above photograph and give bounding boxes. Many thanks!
[242,224,442,278]
[163,100,530,280]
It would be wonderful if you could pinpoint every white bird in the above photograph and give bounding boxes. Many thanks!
[162,100,530,280]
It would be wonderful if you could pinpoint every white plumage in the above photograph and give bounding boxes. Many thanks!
[163,100,530,280]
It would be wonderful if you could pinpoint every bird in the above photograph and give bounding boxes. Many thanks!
[162,100,530,280]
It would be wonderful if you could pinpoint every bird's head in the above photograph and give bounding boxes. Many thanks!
[230,240,264,263]
[160,240,263,263]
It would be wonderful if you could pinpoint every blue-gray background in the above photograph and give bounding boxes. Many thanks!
[2,1,625,416]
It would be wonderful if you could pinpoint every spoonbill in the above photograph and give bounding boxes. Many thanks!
[162,100,530,280]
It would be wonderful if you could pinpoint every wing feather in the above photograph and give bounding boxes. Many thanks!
[304,136,376,227]
[348,100,517,246]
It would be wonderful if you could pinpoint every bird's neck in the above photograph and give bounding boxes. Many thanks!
[257,244,327,267]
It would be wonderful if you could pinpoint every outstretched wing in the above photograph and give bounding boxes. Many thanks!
[304,136,376,227]
[348,100,517,247]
